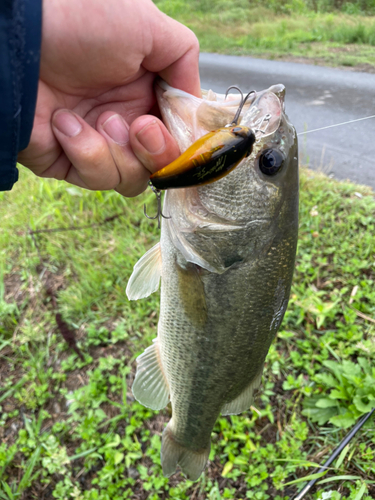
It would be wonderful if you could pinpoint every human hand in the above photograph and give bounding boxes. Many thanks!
[17,0,200,196]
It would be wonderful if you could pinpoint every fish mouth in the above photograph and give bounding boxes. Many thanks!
[156,79,285,153]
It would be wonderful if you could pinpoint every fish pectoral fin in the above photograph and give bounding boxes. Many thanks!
[132,338,169,410]
[126,242,162,300]
[161,423,210,481]
[221,368,263,416]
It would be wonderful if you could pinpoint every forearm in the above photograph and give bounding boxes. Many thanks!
[0,0,42,191]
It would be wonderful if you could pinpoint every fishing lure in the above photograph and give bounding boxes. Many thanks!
[150,86,256,191]
[144,86,257,227]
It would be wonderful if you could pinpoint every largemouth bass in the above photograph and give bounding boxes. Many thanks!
[126,80,299,481]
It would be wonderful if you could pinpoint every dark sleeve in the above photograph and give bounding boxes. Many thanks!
[0,0,42,191]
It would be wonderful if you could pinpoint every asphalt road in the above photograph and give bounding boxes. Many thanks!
[199,53,375,189]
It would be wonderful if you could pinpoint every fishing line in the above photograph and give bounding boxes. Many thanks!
[297,114,375,136]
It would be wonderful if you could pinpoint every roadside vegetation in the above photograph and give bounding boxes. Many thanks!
[1,166,374,499]
[154,0,375,70]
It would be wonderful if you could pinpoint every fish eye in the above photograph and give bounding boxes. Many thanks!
[258,149,285,176]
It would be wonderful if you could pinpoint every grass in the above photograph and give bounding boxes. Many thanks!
[0,165,374,499]
[154,0,375,70]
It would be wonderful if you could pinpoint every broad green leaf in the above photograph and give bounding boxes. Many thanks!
[323,360,344,381]
[329,413,356,429]
[330,389,347,400]
[104,434,121,448]
[222,461,234,477]
[358,357,371,375]
[315,373,338,388]
[353,394,375,413]
[114,451,124,465]
[233,456,249,466]
[315,398,338,409]
[302,406,337,425]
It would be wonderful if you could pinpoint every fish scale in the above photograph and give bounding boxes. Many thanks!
[127,80,299,481]
[199,160,280,222]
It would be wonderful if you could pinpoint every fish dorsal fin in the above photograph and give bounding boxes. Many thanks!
[126,242,162,300]
[132,338,169,410]
[221,368,263,416]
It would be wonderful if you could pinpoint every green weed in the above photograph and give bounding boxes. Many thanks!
[154,0,375,69]
[0,166,374,498]
[303,358,375,427]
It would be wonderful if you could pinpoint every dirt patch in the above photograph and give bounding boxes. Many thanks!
[4,273,25,306]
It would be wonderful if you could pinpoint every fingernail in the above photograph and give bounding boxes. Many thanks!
[53,111,82,137]
[136,121,166,154]
[102,114,129,145]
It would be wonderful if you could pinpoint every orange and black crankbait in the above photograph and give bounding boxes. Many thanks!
[150,124,255,190]
[150,87,256,190]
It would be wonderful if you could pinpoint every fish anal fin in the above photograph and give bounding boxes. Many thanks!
[221,369,263,416]
[161,423,210,481]
[126,242,162,300]
[132,339,169,410]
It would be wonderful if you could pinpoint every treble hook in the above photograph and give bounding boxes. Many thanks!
[144,182,171,229]
[254,113,272,136]
[225,86,256,125]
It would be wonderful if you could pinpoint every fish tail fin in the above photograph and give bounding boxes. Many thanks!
[161,423,210,481]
